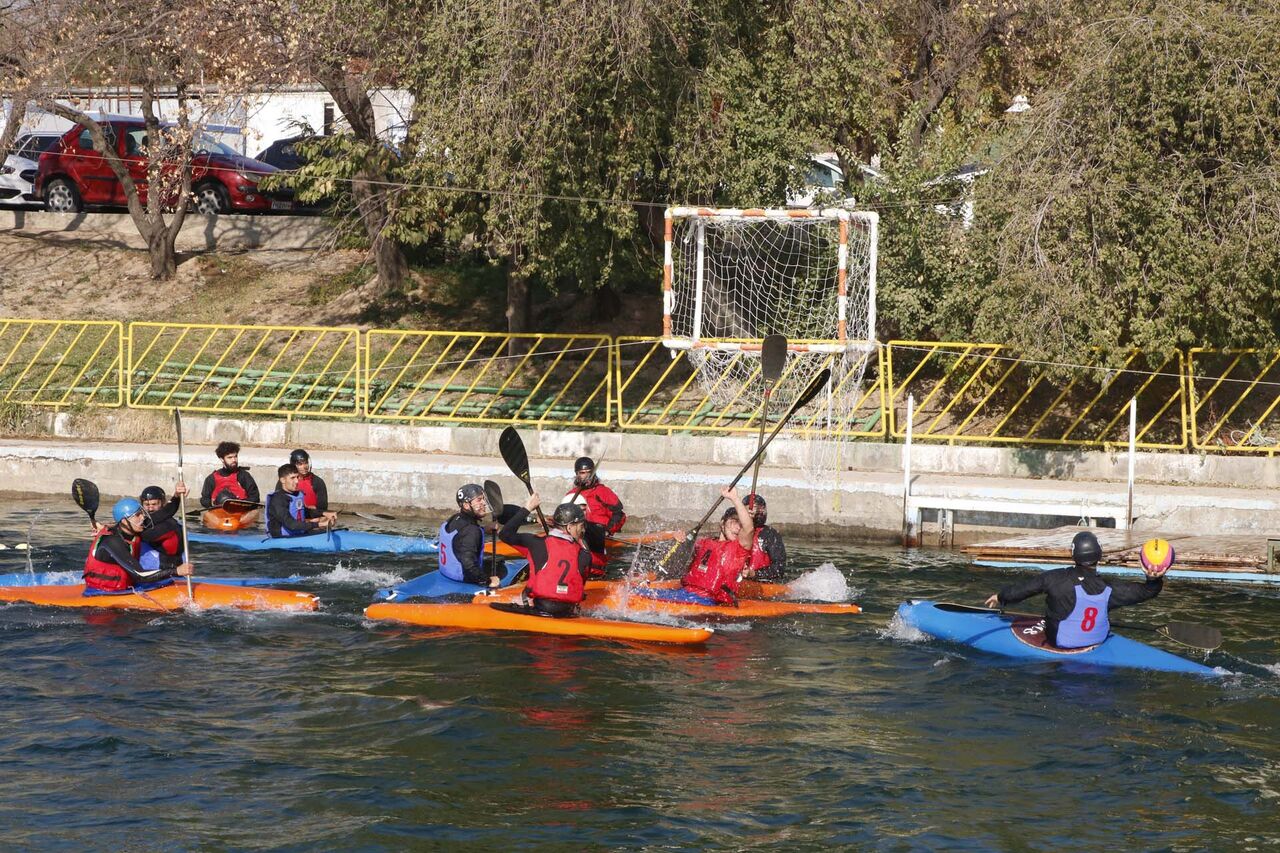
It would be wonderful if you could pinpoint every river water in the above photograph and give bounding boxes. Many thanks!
[1,498,1277,850]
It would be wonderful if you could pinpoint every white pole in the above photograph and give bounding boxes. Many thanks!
[1126,397,1136,528]
[692,220,706,343]
[902,393,914,545]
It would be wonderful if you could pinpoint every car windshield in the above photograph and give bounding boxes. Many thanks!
[12,135,59,160]
[192,134,237,157]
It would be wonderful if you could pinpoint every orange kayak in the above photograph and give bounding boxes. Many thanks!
[202,507,259,532]
[484,582,861,619]
[364,601,713,645]
[0,582,318,612]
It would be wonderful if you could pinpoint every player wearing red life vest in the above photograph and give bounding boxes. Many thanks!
[562,456,625,577]
[681,486,756,605]
[83,497,194,592]
[743,493,786,582]
[498,493,592,617]
[199,441,261,527]
[138,482,189,560]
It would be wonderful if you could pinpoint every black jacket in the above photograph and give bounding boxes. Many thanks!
[997,565,1162,644]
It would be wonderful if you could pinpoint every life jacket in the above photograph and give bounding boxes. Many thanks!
[82,528,140,592]
[748,527,772,572]
[526,530,587,604]
[211,468,247,503]
[1056,584,1113,648]
[681,537,750,605]
[437,514,484,583]
[267,490,307,538]
[297,473,318,509]
[563,482,627,532]
[139,524,182,571]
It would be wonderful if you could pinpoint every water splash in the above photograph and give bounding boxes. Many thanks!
[309,564,404,587]
[784,563,854,602]
[880,611,927,642]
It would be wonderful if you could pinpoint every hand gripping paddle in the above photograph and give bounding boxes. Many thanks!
[657,367,832,574]
[499,426,550,533]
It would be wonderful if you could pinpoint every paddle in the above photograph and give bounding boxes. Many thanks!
[483,479,504,584]
[657,367,832,574]
[933,602,1223,651]
[747,334,788,507]
[72,477,100,527]
[187,498,263,516]
[498,426,550,533]
[173,409,194,597]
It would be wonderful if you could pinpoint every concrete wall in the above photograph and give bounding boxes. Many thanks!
[0,209,332,251]
[3,410,1279,542]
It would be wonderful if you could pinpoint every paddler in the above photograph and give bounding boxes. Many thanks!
[679,486,756,605]
[983,530,1166,649]
[438,484,503,588]
[562,456,625,577]
[267,463,337,538]
[199,441,261,526]
[289,448,330,513]
[743,493,786,582]
[138,483,189,567]
[83,497,193,592]
[499,494,591,617]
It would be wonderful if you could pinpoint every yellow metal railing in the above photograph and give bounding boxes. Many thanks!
[127,322,361,417]
[1188,348,1280,455]
[885,342,1188,449]
[0,319,122,407]
[615,338,886,437]
[365,330,612,426]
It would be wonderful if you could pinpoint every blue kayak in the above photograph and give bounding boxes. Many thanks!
[187,530,439,555]
[373,560,528,602]
[896,600,1218,676]
[0,570,304,589]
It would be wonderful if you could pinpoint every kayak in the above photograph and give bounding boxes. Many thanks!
[364,600,713,645]
[188,529,440,555]
[202,506,257,532]
[373,560,528,601]
[0,581,319,612]
[0,570,304,589]
[482,581,861,619]
[896,600,1218,676]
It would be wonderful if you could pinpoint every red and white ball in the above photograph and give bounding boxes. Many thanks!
[1139,538,1175,576]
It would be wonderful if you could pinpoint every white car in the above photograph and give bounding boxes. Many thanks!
[787,153,846,208]
[0,132,63,206]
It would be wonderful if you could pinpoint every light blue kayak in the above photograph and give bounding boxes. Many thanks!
[896,600,1218,676]
[187,529,439,555]
[0,570,304,589]
[373,560,528,602]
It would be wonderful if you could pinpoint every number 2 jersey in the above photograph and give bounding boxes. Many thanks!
[498,512,591,604]
[995,565,1163,648]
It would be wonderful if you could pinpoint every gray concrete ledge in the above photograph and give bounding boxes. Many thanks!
[0,209,331,251]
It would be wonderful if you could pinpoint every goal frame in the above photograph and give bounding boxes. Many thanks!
[661,206,879,353]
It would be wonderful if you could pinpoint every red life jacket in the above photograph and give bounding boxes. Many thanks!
[297,473,318,509]
[526,531,587,604]
[682,537,750,605]
[153,526,181,556]
[748,528,771,572]
[211,469,247,502]
[564,482,627,532]
[82,529,140,592]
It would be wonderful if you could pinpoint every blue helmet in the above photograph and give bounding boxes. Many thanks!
[112,497,143,523]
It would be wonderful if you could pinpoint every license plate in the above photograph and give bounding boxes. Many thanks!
[270,200,293,211]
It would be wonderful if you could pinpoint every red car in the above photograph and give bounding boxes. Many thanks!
[35,119,295,214]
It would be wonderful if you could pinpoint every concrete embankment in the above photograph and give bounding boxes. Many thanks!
[2,412,1280,543]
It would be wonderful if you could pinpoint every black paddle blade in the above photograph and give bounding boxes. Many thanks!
[499,426,533,487]
[483,480,504,517]
[790,367,832,415]
[71,478,99,516]
[761,334,787,385]
[656,535,695,576]
[219,499,260,513]
[1159,622,1223,651]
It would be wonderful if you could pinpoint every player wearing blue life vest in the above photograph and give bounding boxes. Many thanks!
[438,484,503,588]
[267,463,336,538]
[984,531,1166,649]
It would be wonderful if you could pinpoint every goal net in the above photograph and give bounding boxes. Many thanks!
[661,206,879,484]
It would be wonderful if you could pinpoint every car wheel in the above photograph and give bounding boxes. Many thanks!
[44,178,82,213]
[194,182,230,216]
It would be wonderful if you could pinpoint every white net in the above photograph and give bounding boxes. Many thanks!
[662,207,879,487]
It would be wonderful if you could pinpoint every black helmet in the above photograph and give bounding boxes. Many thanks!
[456,483,485,507]
[574,456,595,473]
[553,503,586,527]
[721,506,740,522]
[1070,531,1102,565]
[289,448,310,464]
[139,485,166,503]
[745,493,767,518]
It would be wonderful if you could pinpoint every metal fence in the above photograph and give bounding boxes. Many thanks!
[7,316,1280,455]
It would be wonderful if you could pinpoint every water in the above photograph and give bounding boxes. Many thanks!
[1,498,1278,850]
